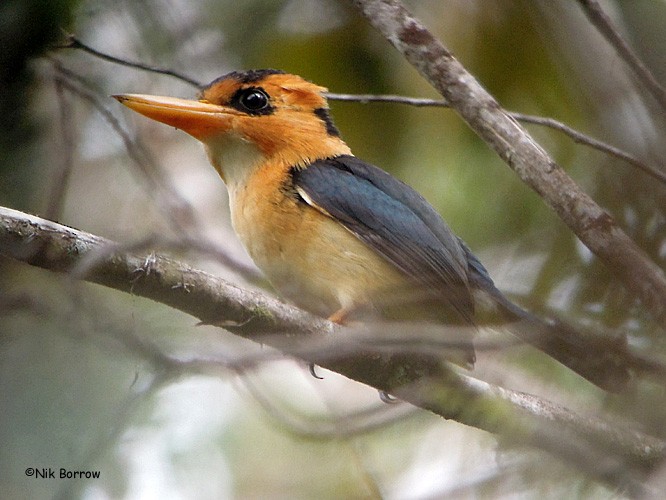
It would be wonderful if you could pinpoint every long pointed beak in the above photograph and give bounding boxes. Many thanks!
[113,94,240,140]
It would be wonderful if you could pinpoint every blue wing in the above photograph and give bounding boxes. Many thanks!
[293,156,634,390]
[292,155,494,323]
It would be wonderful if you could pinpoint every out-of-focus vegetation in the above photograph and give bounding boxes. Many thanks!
[1,1,665,498]
[0,0,78,207]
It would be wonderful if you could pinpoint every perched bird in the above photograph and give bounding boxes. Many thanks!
[115,69,628,390]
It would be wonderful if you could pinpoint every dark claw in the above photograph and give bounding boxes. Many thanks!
[309,363,324,379]
[379,391,399,403]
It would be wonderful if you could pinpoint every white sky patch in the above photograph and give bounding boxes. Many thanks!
[114,376,237,499]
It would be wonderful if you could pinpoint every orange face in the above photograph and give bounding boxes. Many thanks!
[114,70,344,163]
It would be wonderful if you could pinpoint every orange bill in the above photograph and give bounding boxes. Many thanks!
[113,94,240,140]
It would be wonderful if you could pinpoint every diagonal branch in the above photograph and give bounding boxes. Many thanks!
[576,0,666,112]
[351,0,666,328]
[56,33,204,89]
[1,205,664,494]
[56,35,666,185]
[325,92,666,185]
[508,112,666,185]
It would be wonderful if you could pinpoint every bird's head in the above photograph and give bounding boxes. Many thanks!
[114,69,350,186]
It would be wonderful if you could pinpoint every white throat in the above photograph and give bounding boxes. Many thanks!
[204,132,265,195]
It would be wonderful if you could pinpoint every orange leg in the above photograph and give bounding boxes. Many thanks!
[328,307,351,325]
[309,307,355,379]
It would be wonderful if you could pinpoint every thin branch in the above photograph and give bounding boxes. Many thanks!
[510,112,666,185]
[45,74,75,219]
[51,61,199,232]
[326,92,666,185]
[47,61,267,283]
[351,0,666,328]
[57,33,204,89]
[56,35,665,186]
[576,0,666,112]
[234,375,419,439]
[60,28,666,323]
[54,36,666,186]
[68,231,263,286]
[325,92,448,107]
[1,206,664,495]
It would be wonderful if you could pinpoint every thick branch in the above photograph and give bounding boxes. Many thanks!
[1,206,664,493]
[351,0,666,328]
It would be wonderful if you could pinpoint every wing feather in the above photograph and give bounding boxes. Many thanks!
[292,155,482,322]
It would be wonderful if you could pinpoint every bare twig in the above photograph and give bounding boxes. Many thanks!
[48,61,266,283]
[576,0,666,112]
[1,206,664,495]
[55,37,666,185]
[351,0,666,328]
[234,374,419,439]
[69,232,262,286]
[326,93,666,184]
[54,22,666,321]
[51,61,199,232]
[57,33,204,88]
[510,112,666,185]
[326,92,448,107]
[45,75,75,219]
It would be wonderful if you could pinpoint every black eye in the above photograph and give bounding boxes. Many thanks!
[239,88,269,111]
[229,86,274,115]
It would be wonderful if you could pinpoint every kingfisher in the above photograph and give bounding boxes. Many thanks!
[114,69,627,390]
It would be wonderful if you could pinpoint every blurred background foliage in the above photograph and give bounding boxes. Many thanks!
[1,0,665,498]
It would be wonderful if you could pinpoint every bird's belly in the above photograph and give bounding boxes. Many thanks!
[230,188,406,318]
